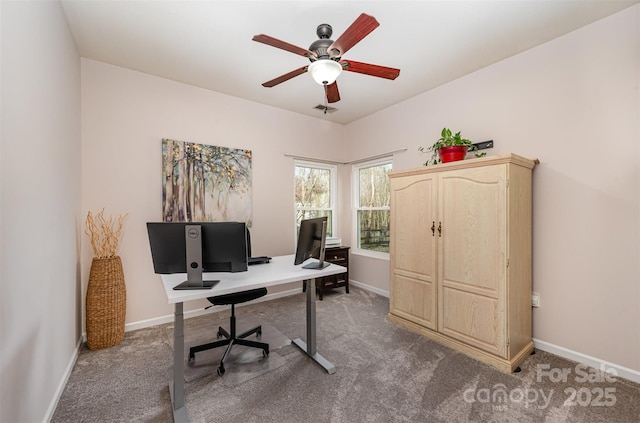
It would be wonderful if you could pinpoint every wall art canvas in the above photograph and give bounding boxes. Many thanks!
[162,138,252,224]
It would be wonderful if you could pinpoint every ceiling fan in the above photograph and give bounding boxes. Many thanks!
[252,13,400,104]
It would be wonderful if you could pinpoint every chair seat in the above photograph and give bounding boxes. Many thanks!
[208,287,267,306]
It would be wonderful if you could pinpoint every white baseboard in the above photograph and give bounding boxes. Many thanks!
[123,287,303,333]
[45,336,83,422]
[122,281,388,334]
[50,285,639,422]
[122,285,640,385]
[350,282,640,385]
[60,291,300,422]
[533,338,640,384]
[350,279,389,298]
[54,282,363,421]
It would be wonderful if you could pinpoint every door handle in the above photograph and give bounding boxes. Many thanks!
[431,221,435,237]
[438,222,442,237]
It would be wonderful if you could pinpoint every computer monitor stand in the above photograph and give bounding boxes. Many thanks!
[302,220,330,270]
[173,225,220,290]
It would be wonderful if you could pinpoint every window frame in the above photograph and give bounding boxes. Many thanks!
[351,156,392,259]
[294,159,338,240]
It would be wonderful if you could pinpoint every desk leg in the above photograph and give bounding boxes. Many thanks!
[169,302,189,422]
[292,279,336,374]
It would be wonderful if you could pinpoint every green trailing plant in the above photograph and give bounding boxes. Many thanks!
[419,127,485,166]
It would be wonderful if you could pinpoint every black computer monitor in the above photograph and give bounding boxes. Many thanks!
[294,216,329,269]
[146,221,248,290]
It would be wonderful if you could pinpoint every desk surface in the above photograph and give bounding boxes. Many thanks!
[161,254,346,304]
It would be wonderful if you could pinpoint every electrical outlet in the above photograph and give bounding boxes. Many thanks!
[531,292,540,308]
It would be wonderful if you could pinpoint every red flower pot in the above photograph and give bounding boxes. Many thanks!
[438,146,468,163]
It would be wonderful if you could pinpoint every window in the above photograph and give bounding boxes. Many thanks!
[352,158,392,256]
[294,160,336,237]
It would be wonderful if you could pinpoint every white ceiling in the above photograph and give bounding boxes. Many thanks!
[60,0,638,124]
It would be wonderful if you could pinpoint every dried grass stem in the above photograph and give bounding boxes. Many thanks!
[85,209,128,258]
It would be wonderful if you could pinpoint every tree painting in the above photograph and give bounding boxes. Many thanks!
[162,138,252,224]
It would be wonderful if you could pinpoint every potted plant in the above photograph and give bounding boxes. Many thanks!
[419,127,479,166]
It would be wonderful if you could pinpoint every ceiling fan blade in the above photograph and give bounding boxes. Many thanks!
[325,82,340,103]
[327,13,379,58]
[341,60,400,80]
[252,34,317,59]
[262,66,308,87]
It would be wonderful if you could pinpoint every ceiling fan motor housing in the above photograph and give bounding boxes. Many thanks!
[309,23,337,60]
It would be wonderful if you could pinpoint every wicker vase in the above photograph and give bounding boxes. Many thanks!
[86,256,126,350]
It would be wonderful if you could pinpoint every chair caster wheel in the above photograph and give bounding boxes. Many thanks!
[217,365,225,376]
[263,349,269,357]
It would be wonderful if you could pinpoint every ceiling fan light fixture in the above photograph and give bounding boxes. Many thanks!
[308,59,342,85]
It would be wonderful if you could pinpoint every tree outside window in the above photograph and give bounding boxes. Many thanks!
[294,161,336,237]
[353,158,392,255]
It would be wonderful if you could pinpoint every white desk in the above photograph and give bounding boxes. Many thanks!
[161,254,346,422]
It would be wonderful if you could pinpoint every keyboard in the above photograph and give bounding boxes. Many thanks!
[248,256,271,265]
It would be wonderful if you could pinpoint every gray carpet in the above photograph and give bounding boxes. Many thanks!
[181,315,291,385]
[53,287,640,422]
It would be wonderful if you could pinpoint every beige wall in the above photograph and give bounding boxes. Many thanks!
[0,1,82,422]
[84,3,638,376]
[2,3,638,422]
[80,59,346,324]
[345,6,640,374]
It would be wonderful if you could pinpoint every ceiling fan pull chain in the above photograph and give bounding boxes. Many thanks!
[323,85,328,114]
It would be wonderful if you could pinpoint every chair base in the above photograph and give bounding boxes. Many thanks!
[189,322,269,375]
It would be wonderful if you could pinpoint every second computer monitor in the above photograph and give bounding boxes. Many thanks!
[294,216,329,269]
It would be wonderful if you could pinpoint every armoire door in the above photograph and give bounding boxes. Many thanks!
[437,164,508,357]
[389,173,437,329]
